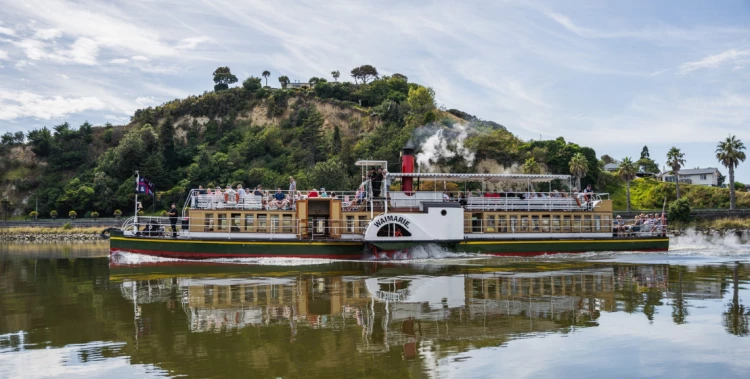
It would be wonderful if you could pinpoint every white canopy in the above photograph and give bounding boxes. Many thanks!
[355,160,388,167]
[388,172,570,183]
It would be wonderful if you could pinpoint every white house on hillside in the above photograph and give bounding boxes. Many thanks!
[657,167,721,187]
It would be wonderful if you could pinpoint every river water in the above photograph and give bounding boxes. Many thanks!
[1,237,749,379]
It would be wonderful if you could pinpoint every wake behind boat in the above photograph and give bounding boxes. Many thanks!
[109,145,669,259]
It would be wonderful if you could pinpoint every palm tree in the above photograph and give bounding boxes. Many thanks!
[569,153,588,190]
[522,157,541,174]
[716,135,746,210]
[723,263,749,336]
[331,70,340,82]
[278,75,290,89]
[666,147,686,199]
[262,70,270,86]
[617,157,638,212]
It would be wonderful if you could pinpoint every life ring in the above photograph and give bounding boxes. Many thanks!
[395,229,403,237]
[224,193,228,202]
[235,193,240,202]
[575,197,581,207]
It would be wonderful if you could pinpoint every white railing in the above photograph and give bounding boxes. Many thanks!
[464,217,666,237]
[388,191,608,212]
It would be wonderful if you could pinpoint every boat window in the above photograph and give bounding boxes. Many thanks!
[594,215,602,231]
[602,215,611,230]
[498,215,507,233]
[583,215,592,232]
[346,216,355,233]
[573,215,581,233]
[510,215,518,233]
[204,285,214,304]
[258,214,267,232]
[244,286,254,302]
[472,213,482,233]
[486,215,496,233]
[245,214,255,232]
[283,214,293,233]
[562,215,571,232]
[358,216,368,233]
[552,215,560,232]
[230,285,241,304]
[520,216,529,232]
[204,213,214,232]
[218,286,228,304]
[531,215,540,232]
[231,213,241,232]
[218,214,227,231]
[541,215,550,232]
[271,214,280,233]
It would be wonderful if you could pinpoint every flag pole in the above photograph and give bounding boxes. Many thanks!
[134,171,139,226]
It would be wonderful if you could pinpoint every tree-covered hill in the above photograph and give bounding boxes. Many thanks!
[1,66,607,218]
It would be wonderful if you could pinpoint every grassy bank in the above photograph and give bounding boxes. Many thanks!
[0,227,104,235]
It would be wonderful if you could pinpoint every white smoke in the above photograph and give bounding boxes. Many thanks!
[415,122,476,171]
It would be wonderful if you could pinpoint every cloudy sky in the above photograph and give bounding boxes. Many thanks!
[1,0,749,181]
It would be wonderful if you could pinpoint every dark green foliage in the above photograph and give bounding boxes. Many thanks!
[27,127,53,157]
[668,197,691,223]
[350,65,379,84]
[213,66,238,92]
[1,131,25,145]
[243,76,262,92]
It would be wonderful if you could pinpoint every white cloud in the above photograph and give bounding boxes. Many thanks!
[678,49,750,74]
[14,60,30,69]
[109,58,129,64]
[34,28,62,40]
[176,36,213,50]
[14,37,99,65]
[135,96,158,106]
[0,26,14,36]
[0,50,8,60]
[131,55,149,61]
[0,90,108,120]
[59,74,69,80]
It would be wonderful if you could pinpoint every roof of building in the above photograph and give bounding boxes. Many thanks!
[676,168,720,175]
[603,163,619,171]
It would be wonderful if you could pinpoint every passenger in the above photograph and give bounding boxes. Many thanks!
[253,185,263,196]
[372,167,384,197]
[213,186,223,208]
[168,203,178,237]
[583,184,594,203]
[320,188,328,198]
[443,191,450,201]
[552,190,561,198]
[225,185,236,203]
[330,192,337,199]
[198,185,207,195]
[631,216,642,234]
[237,184,245,203]
[458,192,467,206]
[308,188,319,198]
[271,188,290,209]
[614,215,625,236]
[296,191,304,201]
[289,176,297,205]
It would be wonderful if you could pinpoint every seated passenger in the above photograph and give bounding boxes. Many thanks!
[443,191,450,201]
[225,185,236,203]
[330,192,337,199]
[320,188,328,198]
[614,215,626,235]
[198,185,207,195]
[237,184,245,201]
[308,188,319,198]
[270,188,290,209]
[213,187,224,207]
[552,190,561,198]
[253,185,263,196]
[295,191,304,201]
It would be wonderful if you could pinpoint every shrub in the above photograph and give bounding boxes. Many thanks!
[114,209,122,217]
[160,210,169,217]
[668,198,691,223]
[90,211,99,218]
[29,211,39,218]
[62,222,72,230]
[50,210,58,218]
[137,210,144,216]
[68,210,77,219]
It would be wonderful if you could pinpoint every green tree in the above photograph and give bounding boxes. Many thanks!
[212,66,238,91]
[716,135,746,210]
[1,198,11,222]
[332,125,342,155]
[666,147,686,199]
[569,152,588,190]
[243,76,262,92]
[617,157,638,212]
[392,73,408,82]
[351,65,379,84]
[600,154,615,164]
[310,158,349,190]
[637,157,660,174]
[406,86,436,115]
[522,157,541,174]
[331,70,340,82]
[640,145,650,159]
[724,264,749,336]
[667,197,691,223]
[278,75,290,89]
[262,70,270,86]
[27,127,53,157]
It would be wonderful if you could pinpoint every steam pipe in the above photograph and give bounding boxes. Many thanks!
[401,143,415,194]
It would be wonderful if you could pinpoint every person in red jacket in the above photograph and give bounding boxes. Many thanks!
[307,188,319,198]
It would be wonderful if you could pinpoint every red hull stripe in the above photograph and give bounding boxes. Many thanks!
[110,248,360,260]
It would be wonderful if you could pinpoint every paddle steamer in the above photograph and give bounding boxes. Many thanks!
[110,145,669,259]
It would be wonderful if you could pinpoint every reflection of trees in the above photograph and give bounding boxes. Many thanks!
[723,263,749,337]
[672,269,688,325]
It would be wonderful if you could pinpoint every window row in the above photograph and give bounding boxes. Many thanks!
[466,213,612,233]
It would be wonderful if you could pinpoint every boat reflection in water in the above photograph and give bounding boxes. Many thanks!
[112,258,676,362]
